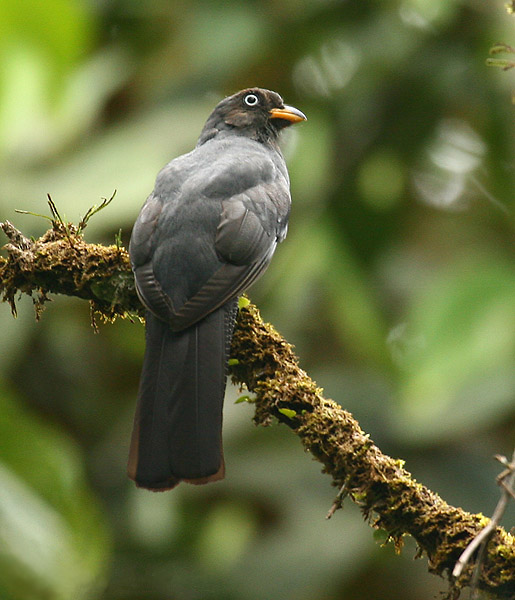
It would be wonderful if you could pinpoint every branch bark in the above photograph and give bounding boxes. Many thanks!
[1,220,514,599]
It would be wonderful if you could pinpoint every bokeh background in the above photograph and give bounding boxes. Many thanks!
[0,1,514,599]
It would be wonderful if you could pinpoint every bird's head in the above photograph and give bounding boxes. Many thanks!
[198,88,306,145]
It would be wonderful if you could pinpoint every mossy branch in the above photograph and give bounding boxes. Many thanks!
[1,220,514,599]
[0,219,140,321]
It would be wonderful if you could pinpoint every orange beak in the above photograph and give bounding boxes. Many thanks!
[269,105,307,123]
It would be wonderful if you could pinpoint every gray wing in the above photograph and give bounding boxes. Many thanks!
[130,175,290,332]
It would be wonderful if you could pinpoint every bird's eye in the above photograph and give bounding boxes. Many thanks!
[244,93,259,107]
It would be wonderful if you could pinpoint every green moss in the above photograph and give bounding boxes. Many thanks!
[0,221,141,321]
[2,222,514,598]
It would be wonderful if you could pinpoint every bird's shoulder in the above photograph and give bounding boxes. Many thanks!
[154,136,287,200]
[130,135,290,276]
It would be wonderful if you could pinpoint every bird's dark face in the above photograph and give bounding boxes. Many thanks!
[199,88,306,145]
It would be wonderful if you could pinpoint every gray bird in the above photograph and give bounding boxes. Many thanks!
[129,88,306,490]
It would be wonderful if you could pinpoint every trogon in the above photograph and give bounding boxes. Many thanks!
[128,88,306,490]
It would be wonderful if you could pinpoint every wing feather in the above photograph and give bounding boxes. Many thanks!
[130,140,289,330]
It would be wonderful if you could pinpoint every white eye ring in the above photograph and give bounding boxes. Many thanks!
[244,93,259,107]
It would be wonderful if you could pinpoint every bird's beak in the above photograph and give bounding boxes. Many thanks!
[269,105,307,123]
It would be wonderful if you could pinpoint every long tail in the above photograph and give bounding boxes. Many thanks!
[128,300,238,490]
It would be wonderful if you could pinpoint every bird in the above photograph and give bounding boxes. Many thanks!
[128,88,306,490]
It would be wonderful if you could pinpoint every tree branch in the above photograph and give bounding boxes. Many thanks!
[1,220,514,599]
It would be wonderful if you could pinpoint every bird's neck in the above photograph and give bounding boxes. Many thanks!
[197,124,281,151]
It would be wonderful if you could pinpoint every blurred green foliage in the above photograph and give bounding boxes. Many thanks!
[0,0,513,598]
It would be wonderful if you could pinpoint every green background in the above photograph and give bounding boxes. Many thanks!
[0,1,514,598]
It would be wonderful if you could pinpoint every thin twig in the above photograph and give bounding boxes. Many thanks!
[1,220,32,250]
[47,194,76,250]
[326,479,349,519]
[77,190,117,234]
[453,450,515,589]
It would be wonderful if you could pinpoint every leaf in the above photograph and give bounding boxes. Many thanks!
[234,395,252,404]
[396,259,515,442]
[373,529,389,544]
[0,387,110,600]
[238,296,250,309]
[485,58,515,70]
[278,408,297,419]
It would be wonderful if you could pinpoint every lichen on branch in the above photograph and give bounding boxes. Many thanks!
[0,219,514,599]
[0,219,141,321]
